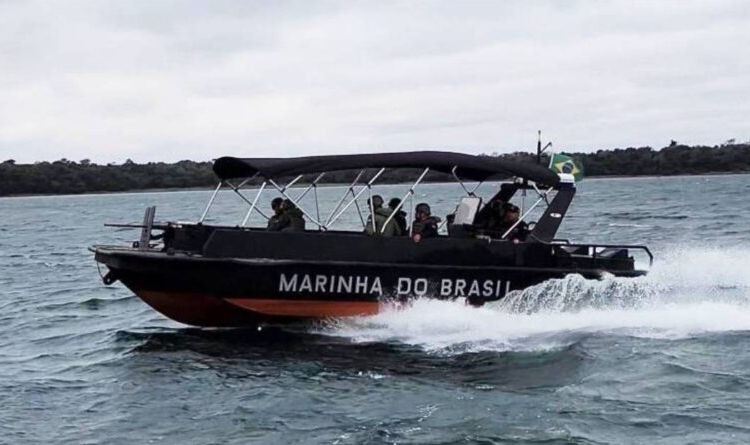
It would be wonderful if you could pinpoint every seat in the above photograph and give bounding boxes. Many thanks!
[447,196,482,237]
[453,196,482,225]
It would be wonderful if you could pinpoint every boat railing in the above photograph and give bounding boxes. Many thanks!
[551,238,570,244]
[551,242,654,268]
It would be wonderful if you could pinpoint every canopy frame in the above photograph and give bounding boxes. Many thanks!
[451,166,483,197]
[199,181,223,223]
[380,167,430,235]
[198,154,566,237]
[326,168,386,230]
[501,186,554,239]
[267,178,326,229]
[226,178,270,221]
[241,181,266,227]
[326,170,366,227]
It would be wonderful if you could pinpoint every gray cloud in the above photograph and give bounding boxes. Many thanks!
[0,0,748,163]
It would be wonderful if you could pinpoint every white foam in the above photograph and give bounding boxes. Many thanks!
[323,299,750,352]
[649,246,750,290]
[319,246,750,353]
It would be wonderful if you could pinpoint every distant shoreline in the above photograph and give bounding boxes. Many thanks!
[584,170,750,180]
[3,170,748,199]
[3,143,749,197]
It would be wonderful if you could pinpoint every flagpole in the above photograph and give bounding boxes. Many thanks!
[536,130,542,165]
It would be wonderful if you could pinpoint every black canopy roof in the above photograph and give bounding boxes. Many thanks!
[213,151,560,186]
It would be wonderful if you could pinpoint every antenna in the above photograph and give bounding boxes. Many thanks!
[536,130,542,165]
[536,130,552,165]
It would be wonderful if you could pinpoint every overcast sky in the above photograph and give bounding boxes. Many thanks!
[1,1,748,163]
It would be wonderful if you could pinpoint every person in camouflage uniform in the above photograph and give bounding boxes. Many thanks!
[388,197,408,236]
[364,195,398,236]
[268,199,306,232]
[266,197,284,230]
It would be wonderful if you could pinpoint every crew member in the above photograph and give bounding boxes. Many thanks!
[266,197,284,230]
[364,195,398,236]
[474,198,506,231]
[411,203,441,241]
[499,203,527,240]
[268,199,306,232]
[388,197,408,236]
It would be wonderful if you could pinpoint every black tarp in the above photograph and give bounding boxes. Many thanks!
[213,151,560,185]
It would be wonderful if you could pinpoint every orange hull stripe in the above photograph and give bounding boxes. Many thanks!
[225,298,380,318]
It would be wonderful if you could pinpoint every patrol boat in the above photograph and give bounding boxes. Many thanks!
[93,152,652,327]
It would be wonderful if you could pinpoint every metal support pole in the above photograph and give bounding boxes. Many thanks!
[351,187,367,227]
[326,170,365,225]
[226,180,270,220]
[268,178,326,229]
[235,177,253,190]
[368,185,376,234]
[501,187,553,239]
[381,167,430,233]
[451,166,478,197]
[199,181,223,223]
[313,184,321,228]
[327,168,386,228]
[469,181,483,195]
[241,181,267,227]
[294,173,325,202]
[279,175,304,193]
[532,182,550,206]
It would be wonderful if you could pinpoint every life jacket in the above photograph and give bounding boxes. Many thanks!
[412,216,441,238]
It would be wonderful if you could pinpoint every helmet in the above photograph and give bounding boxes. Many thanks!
[368,195,384,207]
[415,203,431,214]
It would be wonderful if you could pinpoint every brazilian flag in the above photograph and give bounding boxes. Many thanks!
[549,153,584,181]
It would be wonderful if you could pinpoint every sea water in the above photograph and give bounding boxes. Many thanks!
[1,175,749,444]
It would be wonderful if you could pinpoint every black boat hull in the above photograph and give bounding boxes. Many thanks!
[95,247,645,327]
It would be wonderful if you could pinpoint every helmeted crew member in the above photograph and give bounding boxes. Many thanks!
[499,203,527,241]
[474,198,506,231]
[411,203,441,241]
[268,199,306,232]
[364,195,398,236]
[388,197,408,236]
[266,197,284,230]
[479,199,508,230]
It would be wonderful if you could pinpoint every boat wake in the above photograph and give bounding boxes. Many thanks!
[319,246,750,353]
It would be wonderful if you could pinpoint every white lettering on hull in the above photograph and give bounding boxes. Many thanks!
[278,273,384,296]
[435,278,508,298]
[279,273,511,299]
[279,273,297,292]
[397,278,411,295]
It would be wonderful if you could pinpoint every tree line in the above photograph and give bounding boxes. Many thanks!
[1,142,749,196]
